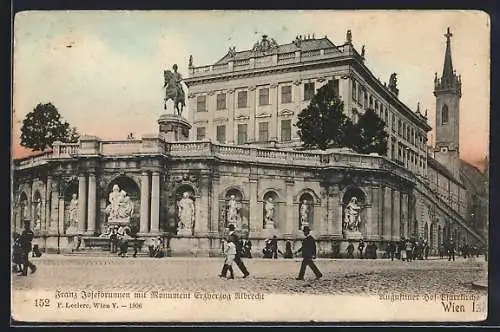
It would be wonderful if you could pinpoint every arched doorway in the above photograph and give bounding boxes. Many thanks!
[298,192,314,230]
[105,176,140,233]
[263,191,279,229]
[342,187,366,235]
[175,184,196,235]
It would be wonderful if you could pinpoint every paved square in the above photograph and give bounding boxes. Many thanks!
[12,255,487,296]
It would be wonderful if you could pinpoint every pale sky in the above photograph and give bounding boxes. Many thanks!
[13,10,490,169]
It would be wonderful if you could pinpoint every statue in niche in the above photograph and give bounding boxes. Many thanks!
[33,215,41,232]
[299,199,310,229]
[226,195,241,227]
[177,192,195,231]
[68,193,79,227]
[264,196,275,227]
[344,197,362,232]
[105,185,134,223]
[117,190,134,218]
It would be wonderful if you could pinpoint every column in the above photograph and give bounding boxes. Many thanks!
[196,176,210,235]
[58,197,65,234]
[44,176,52,233]
[86,173,97,234]
[284,181,294,237]
[150,171,160,233]
[210,176,220,235]
[78,174,87,234]
[401,193,408,238]
[328,185,342,238]
[249,178,258,235]
[383,186,392,240]
[227,90,235,145]
[392,190,401,241]
[367,185,380,239]
[139,171,150,233]
[270,83,278,141]
[50,181,59,233]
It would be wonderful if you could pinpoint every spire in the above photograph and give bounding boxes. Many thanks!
[442,27,454,81]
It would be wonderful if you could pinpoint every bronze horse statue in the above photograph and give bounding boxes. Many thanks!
[163,68,185,116]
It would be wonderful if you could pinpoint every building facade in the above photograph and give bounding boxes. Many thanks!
[12,29,488,256]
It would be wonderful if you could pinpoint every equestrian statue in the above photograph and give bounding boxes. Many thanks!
[163,64,186,116]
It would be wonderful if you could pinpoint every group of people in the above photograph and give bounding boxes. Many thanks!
[219,224,322,280]
[105,225,140,258]
[262,236,294,259]
[345,240,378,259]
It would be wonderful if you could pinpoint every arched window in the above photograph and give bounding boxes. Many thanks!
[441,105,449,125]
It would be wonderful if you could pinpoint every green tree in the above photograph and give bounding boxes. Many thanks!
[296,82,354,150]
[20,103,80,152]
[353,108,388,155]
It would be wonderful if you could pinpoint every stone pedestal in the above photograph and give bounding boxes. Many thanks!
[177,228,193,236]
[158,114,191,142]
[344,231,363,241]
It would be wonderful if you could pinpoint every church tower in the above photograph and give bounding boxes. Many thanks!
[433,27,462,179]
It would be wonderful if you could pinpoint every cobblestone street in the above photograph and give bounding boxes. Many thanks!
[12,255,487,296]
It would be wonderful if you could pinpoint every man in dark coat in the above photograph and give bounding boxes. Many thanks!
[227,224,250,278]
[18,221,37,276]
[294,226,322,280]
[270,235,279,259]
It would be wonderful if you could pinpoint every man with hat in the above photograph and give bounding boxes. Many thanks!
[294,226,322,280]
[227,224,250,278]
[18,221,37,276]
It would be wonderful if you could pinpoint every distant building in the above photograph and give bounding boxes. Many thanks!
[12,29,487,256]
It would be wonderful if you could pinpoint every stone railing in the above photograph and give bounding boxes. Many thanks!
[100,140,143,155]
[188,44,351,78]
[14,139,414,184]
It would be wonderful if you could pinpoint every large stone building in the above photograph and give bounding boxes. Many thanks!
[12,28,488,256]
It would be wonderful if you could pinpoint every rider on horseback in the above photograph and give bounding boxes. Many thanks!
[163,64,186,116]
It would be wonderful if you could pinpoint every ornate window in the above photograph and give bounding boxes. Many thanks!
[258,122,269,142]
[196,95,207,112]
[304,82,315,101]
[281,119,292,141]
[237,91,247,108]
[216,125,226,143]
[441,105,449,124]
[259,88,270,106]
[352,80,357,100]
[237,124,248,145]
[196,127,206,140]
[281,85,292,104]
[328,79,340,97]
[216,93,226,110]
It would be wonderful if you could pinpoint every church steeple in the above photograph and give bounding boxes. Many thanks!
[442,28,454,80]
[434,27,462,96]
[433,27,462,180]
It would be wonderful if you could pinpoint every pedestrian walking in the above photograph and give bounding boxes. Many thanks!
[12,232,23,273]
[447,239,455,261]
[387,242,395,261]
[400,239,407,262]
[18,221,37,276]
[294,226,323,280]
[219,237,236,279]
[227,224,250,278]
